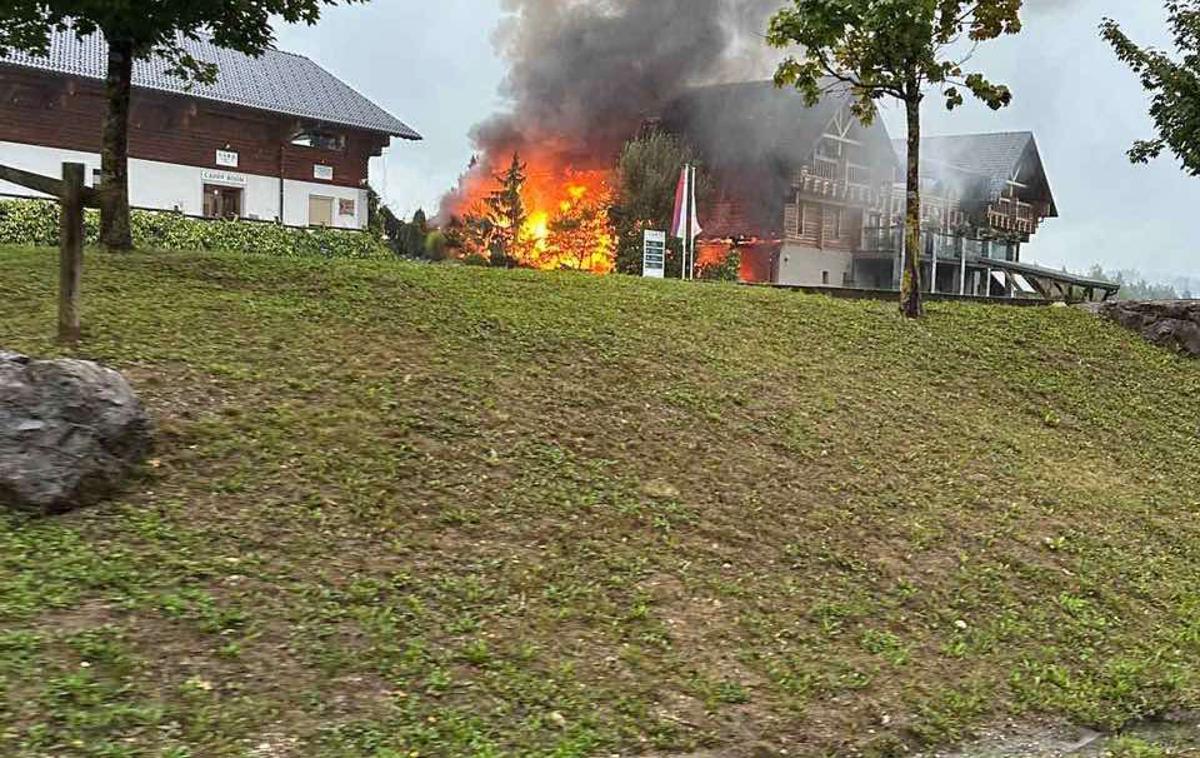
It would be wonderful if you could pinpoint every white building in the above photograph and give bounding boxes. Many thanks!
[0,29,421,229]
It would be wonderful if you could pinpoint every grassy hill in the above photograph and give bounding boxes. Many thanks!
[2,246,1200,757]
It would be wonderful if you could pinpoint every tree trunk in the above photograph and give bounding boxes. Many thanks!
[100,37,134,251]
[900,94,924,319]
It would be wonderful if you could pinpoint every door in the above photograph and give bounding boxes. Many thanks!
[309,195,334,227]
[203,185,243,219]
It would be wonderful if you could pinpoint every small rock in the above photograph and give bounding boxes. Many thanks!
[641,479,680,500]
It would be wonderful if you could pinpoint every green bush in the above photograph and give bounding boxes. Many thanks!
[0,198,388,259]
[698,248,742,282]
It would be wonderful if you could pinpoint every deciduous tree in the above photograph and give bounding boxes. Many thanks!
[0,0,363,251]
[768,0,1023,317]
[1103,2,1200,175]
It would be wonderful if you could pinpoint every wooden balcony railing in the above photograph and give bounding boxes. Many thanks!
[987,206,1038,235]
[793,167,878,206]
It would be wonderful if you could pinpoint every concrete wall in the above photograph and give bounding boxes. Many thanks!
[777,242,855,287]
[0,140,367,230]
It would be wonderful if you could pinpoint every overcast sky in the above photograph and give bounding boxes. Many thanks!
[276,1,1200,281]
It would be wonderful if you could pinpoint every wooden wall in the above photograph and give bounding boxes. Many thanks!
[0,66,386,189]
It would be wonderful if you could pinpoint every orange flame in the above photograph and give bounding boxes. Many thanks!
[453,153,617,274]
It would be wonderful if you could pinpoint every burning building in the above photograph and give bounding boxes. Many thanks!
[664,81,1117,301]
[446,0,1114,300]
[440,0,783,273]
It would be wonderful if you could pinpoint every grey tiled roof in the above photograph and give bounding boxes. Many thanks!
[0,28,421,140]
[893,132,1038,195]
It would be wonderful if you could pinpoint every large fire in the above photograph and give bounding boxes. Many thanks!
[451,153,617,274]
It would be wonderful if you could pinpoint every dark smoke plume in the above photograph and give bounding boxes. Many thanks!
[441,0,780,216]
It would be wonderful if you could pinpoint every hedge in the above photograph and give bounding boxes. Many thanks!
[0,198,390,259]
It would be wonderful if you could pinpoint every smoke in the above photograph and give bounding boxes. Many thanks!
[441,0,781,217]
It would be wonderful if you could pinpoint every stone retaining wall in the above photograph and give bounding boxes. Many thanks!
[1090,300,1200,357]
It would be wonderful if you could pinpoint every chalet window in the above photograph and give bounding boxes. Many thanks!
[801,203,820,240]
[846,164,871,186]
[309,195,334,227]
[816,138,842,160]
[292,131,347,151]
[813,156,839,180]
[203,185,242,220]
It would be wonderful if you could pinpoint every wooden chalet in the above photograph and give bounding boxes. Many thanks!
[665,82,1116,302]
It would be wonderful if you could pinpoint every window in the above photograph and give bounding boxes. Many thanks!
[816,138,842,160]
[846,164,871,186]
[292,131,347,151]
[203,185,242,220]
[813,156,839,180]
[822,271,830,285]
[309,195,334,227]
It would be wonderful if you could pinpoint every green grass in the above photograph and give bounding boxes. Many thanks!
[3,245,1200,756]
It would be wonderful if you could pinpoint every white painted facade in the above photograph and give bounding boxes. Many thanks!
[0,140,368,230]
[777,242,855,287]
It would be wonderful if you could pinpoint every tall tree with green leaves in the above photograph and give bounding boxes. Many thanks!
[0,0,363,250]
[485,152,528,268]
[1102,2,1200,175]
[768,0,1023,318]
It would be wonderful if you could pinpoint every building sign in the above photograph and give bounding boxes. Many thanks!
[643,230,666,279]
[215,149,239,168]
[313,164,334,181]
[200,169,247,187]
[338,198,356,217]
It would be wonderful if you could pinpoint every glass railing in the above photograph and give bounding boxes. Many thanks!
[861,227,965,260]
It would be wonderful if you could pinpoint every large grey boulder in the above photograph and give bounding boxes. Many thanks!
[1092,300,1200,357]
[1,351,152,514]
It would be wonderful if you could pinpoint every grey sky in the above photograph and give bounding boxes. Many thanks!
[277,1,1200,280]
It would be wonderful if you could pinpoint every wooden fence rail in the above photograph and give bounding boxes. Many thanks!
[0,162,100,344]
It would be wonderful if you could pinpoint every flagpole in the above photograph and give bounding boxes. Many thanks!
[686,163,694,281]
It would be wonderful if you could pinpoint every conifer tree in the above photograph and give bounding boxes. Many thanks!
[486,153,528,268]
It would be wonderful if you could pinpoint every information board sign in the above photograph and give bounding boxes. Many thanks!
[643,230,666,279]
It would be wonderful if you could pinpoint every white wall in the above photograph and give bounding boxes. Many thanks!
[282,179,367,230]
[0,140,367,230]
[0,141,99,195]
[778,242,855,287]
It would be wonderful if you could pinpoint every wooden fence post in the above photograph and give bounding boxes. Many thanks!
[58,162,85,345]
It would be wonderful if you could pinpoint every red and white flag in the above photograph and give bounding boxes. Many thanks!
[670,165,702,241]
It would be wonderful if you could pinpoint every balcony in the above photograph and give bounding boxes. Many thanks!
[858,227,1014,262]
[793,164,877,205]
[987,201,1039,236]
